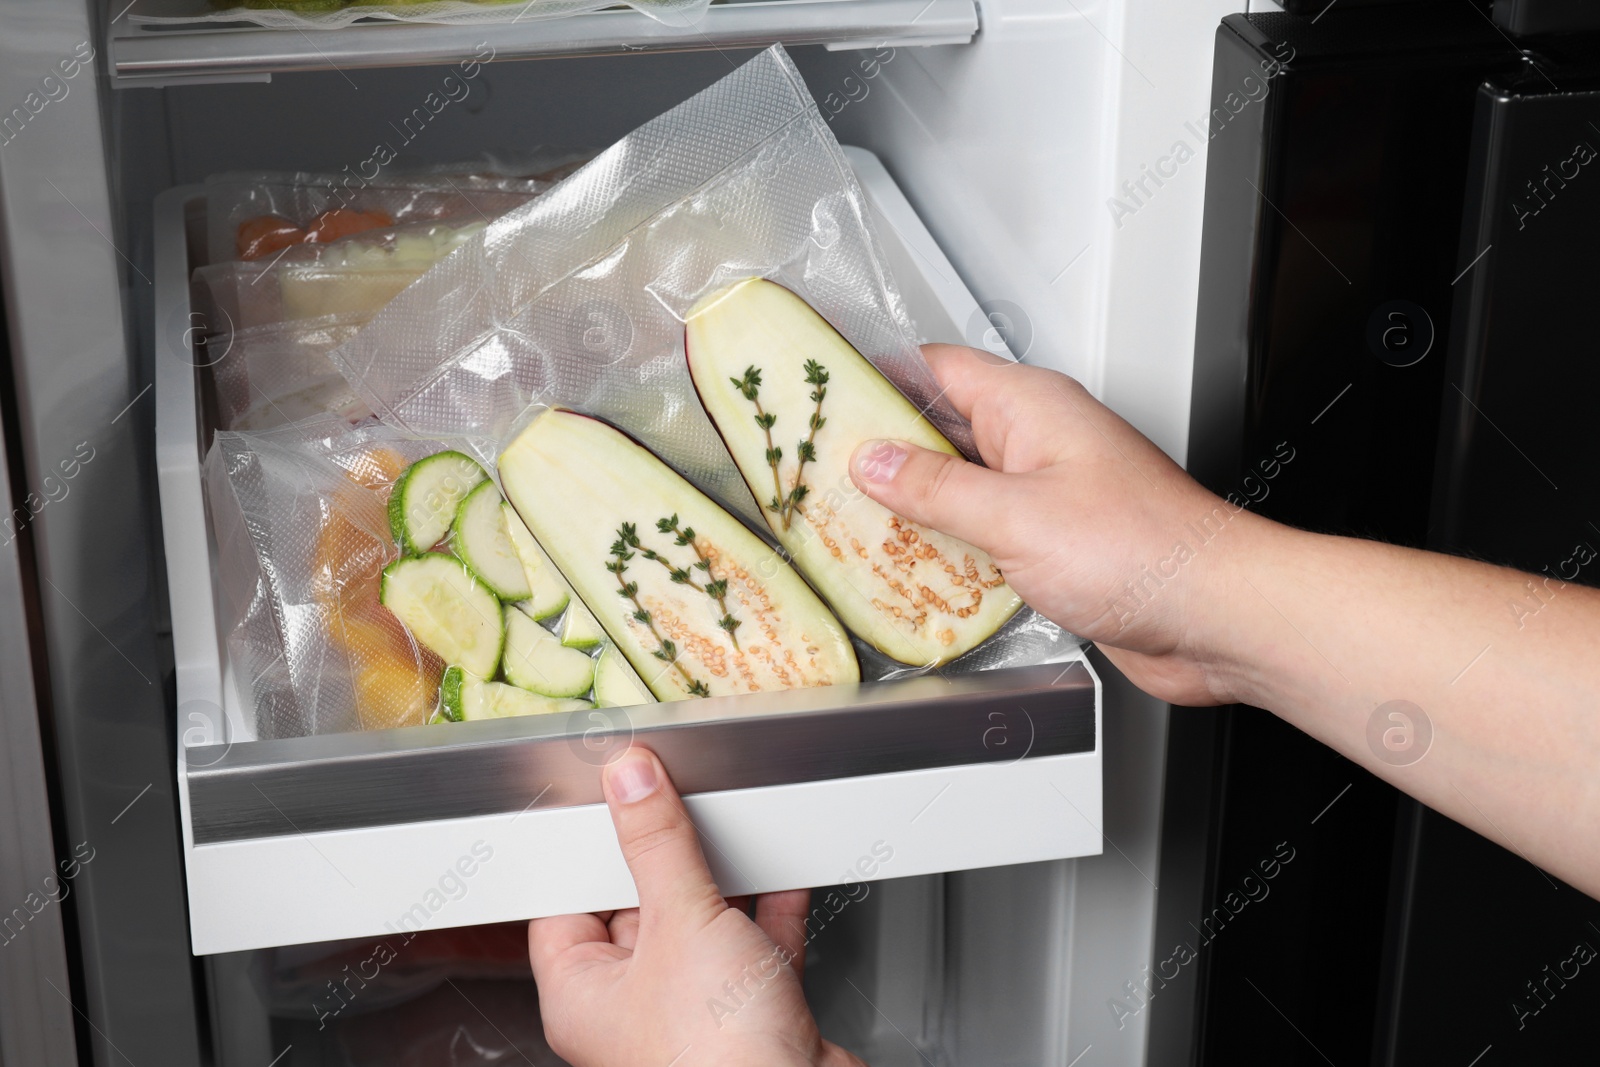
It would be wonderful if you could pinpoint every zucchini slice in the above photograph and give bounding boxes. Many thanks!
[502,503,573,620]
[503,605,596,698]
[388,451,488,554]
[557,599,605,651]
[594,643,655,708]
[498,409,859,701]
[451,481,533,601]
[380,555,504,679]
[441,666,591,721]
[686,278,1023,665]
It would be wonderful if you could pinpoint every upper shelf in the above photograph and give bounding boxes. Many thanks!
[109,0,980,86]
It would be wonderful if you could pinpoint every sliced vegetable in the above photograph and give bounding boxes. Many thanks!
[558,599,604,651]
[388,451,488,554]
[438,663,467,722]
[304,207,393,245]
[380,555,504,679]
[686,278,1022,666]
[440,666,591,722]
[503,605,596,699]
[450,481,532,600]
[236,214,304,261]
[498,409,859,701]
[595,644,655,708]
[503,503,573,620]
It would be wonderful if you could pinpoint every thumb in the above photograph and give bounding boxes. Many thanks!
[849,439,1011,549]
[601,746,725,934]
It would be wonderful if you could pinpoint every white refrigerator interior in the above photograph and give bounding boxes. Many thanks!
[0,1,1235,1064]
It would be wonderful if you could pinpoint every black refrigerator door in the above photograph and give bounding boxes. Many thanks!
[1164,5,1600,1065]
[1383,73,1600,1065]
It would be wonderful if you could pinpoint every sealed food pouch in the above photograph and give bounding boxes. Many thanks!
[206,416,496,738]
[197,217,496,336]
[133,0,714,32]
[331,44,1078,691]
[203,168,555,267]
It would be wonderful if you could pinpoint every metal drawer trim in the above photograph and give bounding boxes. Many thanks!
[188,659,1095,843]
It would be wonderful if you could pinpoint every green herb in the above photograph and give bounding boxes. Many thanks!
[609,524,708,695]
[734,365,790,527]
[733,360,829,530]
[653,515,741,650]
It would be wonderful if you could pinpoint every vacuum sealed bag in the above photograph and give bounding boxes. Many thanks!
[132,0,713,33]
[208,313,371,431]
[328,44,1079,694]
[205,416,490,738]
[198,217,491,333]
[206,411,634,737]
[197,165,576,430]
[204,168,553,267]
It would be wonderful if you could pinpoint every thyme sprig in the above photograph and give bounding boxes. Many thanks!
[656,514,741,650]
[730,360,830,531]
[732,365,789,526]
[786,359,829,522]
[608,523,710,697]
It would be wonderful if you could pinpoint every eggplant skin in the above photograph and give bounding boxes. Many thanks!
[498,409,859,701]
[686,279,1021,666]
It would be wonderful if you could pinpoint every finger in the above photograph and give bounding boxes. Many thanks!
[606,907,642,952]
[850,439,1014,549]
[601,746,726,936]
[527,912,610,984]
[919,344,1012,423]
[753,889,812,978]
[725,895,752,915]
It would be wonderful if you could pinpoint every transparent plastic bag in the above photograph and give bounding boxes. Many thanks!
[335,978,559,1067]
[209,313,372,432]
[132,0,712,31]
[329,45,1079,678]
[204,168,552,267]
[205,415,491,738]
[267,923,532,1023]
[197,217,491,333]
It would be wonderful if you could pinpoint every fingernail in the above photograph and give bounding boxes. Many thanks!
[855,440,907,484]
[607,749,659,804]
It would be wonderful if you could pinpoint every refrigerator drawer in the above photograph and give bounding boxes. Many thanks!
[155,148,1101,955]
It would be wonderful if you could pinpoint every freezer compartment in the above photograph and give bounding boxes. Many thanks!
[110,0,980,86]
[155,148,1102,954]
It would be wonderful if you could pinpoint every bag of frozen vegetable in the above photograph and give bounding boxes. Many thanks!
[208,313,372,432]
[206,416,483,738]
[132,0,714,32]
[207,411,657,737]
[196,217,496,336]
[203,168,555,268]
[325,44,1079,709]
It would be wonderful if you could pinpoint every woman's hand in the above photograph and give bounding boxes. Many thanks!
[853,343,1600,898]
[851,343,1264,707]
[528,747,868,1067]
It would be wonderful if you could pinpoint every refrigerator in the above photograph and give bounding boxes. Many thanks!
[1177,2,1600,1064]
[0,2,1233,1064]
[5,0,1593,1064]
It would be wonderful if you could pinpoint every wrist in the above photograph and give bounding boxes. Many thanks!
[1186,502,1301,708]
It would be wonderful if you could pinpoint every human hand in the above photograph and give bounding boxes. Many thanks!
[528,746,868,1067]
[851,344,1267,707]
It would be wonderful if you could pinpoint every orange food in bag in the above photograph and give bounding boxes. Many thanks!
[235,208,394,262]
[310,446,442,731]
[305,208,394,244]
[236,214,306,261]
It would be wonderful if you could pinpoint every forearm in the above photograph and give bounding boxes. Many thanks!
[1212,515,1600,895]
